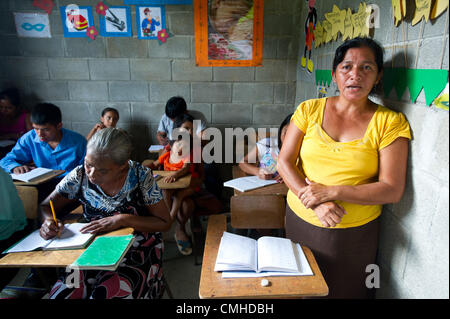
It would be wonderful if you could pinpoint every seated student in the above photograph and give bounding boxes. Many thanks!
[156,96,207,146]
[0,169,28,291]
[239,113,292,181]
[39,128,170,299]
[147,117,203,255]
[86,107,119,140]
[0,88,32,158]
[0,103,87,201]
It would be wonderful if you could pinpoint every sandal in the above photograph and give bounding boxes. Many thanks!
[174,233,192,256]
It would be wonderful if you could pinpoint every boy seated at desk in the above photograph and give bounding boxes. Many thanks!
[147,120,203,255]
[0,103,87,201]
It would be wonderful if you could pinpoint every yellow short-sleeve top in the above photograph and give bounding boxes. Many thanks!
[287,98,411,228]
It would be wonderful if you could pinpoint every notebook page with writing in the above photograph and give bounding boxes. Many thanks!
[257,236,299,273]
[214,231,257,271]
[4,229,49,253]
[45,223,94,250]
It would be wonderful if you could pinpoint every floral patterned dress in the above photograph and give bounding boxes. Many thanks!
[49,161,165,299]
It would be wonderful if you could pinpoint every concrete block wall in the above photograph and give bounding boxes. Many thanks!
[0,0,301,161]
[295,0,449,298]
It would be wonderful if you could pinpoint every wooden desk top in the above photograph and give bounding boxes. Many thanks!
[234,182,288,196]
[13,169,65,186]
[0,226,134,268]
[153,170,191,189]
[199,214,328,299]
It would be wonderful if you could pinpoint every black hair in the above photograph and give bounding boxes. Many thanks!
[173,113,194,130]
[165,96,187,119]
[0,88,21,114]
[278,113,293,150]
[101,107,119,119]
[30,103,62,126]
[332,37,384,74]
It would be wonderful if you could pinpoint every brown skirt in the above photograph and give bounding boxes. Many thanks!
[285,204,380,299]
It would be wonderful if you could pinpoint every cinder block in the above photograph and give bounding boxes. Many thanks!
[212,104,252,124]
[90,102,131,123]
[167,12,194,35]
[130,59,171,81]
[30,80,68,101]
[149,82,190,102]
[109,81,149,102]
[189,103,212,123]
[0,36,20,56]
[20,37,64,57]
[263,36,277,59]
[131,102,165,124]
[55,101,91,122]
[274,84,286,104]
[89,59,130,80]
[256,60,287,82]
[148,36,191,58]
[0,57,49,79]
[0,13,17,35]
[252,104,293,125]
[191,82,231,103]
[263,13,294,36]
[107,38,148,58]
[65,38,106,58]
[213,67,254,82]
[68,81,108,101]
[233,83,273,103]
[172,60,212,82]
[49,58,89,80]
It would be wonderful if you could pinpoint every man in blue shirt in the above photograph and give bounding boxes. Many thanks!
[0,103,86,201]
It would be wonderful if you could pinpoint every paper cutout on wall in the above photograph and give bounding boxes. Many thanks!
[315,69,332,87]
[342,8,353,41]
[314,20,323,48]
[431,0,449,19]
[325,5,346,40]
[301,0,317,74]
[14,12,51,38]
[351,3,367,38]
[32,0,54,15]
[383,68,449,106]
[412,0,432,25]
[322,20,333,43]
[433,82,449,111]
[96,1,109,16]
[392,0,407,26]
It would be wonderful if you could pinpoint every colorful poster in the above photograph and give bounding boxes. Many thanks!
[99,6,132,37]
[14,12,51,38]
[136,6,165,39]
[60,5,94,38]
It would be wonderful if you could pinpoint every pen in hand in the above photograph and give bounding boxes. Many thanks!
[49,200,60,238]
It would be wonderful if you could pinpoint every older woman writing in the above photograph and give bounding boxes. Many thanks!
[39,128,171,299]
[278,37,411,298]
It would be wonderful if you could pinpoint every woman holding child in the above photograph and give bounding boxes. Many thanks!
[39,128,171,299]
[278,37,411,298]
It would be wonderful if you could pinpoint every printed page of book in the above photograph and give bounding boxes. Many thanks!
[214,231,257,272]
[257,236,299,273]
[10,167,53,182]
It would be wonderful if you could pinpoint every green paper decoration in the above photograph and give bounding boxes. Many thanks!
[315,68,449,106]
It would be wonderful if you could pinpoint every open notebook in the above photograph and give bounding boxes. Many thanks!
[223,176,278,192]
[215,231,313,278]
[3,223,95,253]
[10,167,57,183]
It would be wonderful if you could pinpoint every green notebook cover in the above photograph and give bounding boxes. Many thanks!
[72,235,135,271]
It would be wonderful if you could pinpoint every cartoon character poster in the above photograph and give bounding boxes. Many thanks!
[136,6,165,39]
[301,0,317,74]
[99,6,132,37]
[60,5,94,37]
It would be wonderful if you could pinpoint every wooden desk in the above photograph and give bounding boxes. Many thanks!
[0,207,133,269]
[199,214,328,298]
[234,182,288,196]
[153,170,191,189]
[13,170,65,186]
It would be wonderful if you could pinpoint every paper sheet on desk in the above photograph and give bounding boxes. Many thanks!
[221,244,314,278]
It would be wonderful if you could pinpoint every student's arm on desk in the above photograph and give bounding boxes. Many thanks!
[164,162,190,183]
[0,135,34,173]
[156,131,168,146]
[81,199,172,234]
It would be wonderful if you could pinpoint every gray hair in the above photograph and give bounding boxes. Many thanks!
[87,127,132,164]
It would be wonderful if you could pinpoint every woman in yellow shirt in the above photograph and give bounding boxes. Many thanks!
[278,37,411,298]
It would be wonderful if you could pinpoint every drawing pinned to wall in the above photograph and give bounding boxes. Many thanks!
[431,0,449,19]
[342,8,353,41]
[325,5,345,41]
[60,5,94,38]
[301,0,317,74]
[313,21,323,48]
[433,83,449,111]
[99,6,132,37]
[412,0,432,25]
[33,0,54,15]
[392,0,406,26]
[136,6,165,39]
[14,12,51,38]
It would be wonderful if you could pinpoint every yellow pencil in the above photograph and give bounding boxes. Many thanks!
[49,200,60,238]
